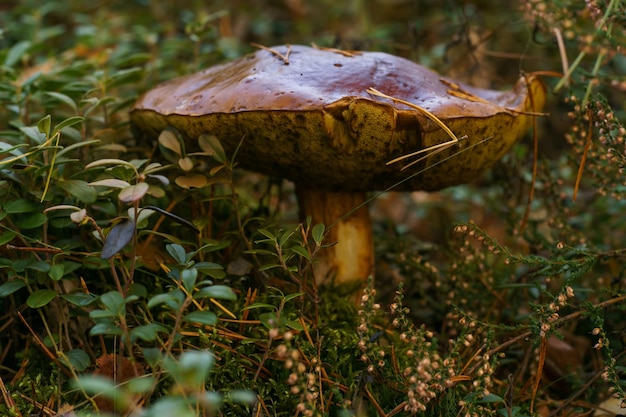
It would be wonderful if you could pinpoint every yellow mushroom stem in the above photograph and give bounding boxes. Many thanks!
[296,188,373,287]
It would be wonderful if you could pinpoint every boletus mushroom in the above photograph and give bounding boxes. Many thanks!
[130,44,546,289]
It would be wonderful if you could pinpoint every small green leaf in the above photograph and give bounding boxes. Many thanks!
[0,230,17,246]
[147,291,184,311]
[478,393,504,403]
[100,291,126,317]
[290,245,311,261]
[257,229,276,241]
[226,390,257,406]
[147,184,165,198]
[48,264,65,281]
[142,347,162,368]
[166,243,187,264]
[4,199,40,213]
[106,67,143,88]
[286,319,305,331]
[90,309,116,320]
[243,249,276,256]
[62,293,97,306]
[158,129,183,157]
[147,394,189,413]
[183,310,217,326]
[283,292,305,303]
[131,323,167,342]
[278,227,296,247]
[45,92,78,113]
[19,125,46,143]
[56,138,99,159]
[25,260,50,273]
[90,322,123,336]
[312,223,325,245]
[90,178,131,189]
[258,263,281,272]
[194,261,224,271]
[57,179,97,203]
[194,285,236,301]
[182,268,198,293]
[37,115,52,137]
[85,158,137,171]
[198,134,226,162]
[63,349,91,372]
[126,375,155,394]
[27,289,57,308]
[0,280,26,297]
[168,350,215,388]
[15,213,47,229]
[203,269,226,279]
[54,115,85,132]
[73,375,118,397]
[259,312,280,329]
[242,302,276,311]
[4,40,31,67]
[73,374,132,411]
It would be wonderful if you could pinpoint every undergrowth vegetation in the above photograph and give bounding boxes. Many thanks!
[0,1,625,416]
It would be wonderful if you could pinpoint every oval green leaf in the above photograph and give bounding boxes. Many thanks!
[0,280,26,297]
[63,348,91,372]
[57,179,97,204]
[27,289,57,308]
[183,310,217,326]
[194,285,236,301]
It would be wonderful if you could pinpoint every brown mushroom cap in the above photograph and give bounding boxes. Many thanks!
[131,44,545,192]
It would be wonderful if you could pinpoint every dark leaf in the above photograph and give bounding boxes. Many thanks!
[101,220,135,259]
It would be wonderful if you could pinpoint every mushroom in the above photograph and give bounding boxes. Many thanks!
[130,44,546,288]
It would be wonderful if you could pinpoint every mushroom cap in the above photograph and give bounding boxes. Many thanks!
[131,44,545,191]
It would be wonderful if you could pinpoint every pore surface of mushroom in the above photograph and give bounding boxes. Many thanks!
[131,44,546,287]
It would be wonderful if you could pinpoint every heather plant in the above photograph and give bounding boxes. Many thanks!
[1,1,626,416]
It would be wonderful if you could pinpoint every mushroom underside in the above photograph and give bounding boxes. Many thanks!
[131,107,532,193]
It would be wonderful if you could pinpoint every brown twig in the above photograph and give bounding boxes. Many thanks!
[16,312,73,378]
[0,376,20,417]
[530,334,547,414]
[364,384,387,417]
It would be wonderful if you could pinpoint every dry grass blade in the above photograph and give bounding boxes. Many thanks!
[251,43,291,64]
[439,78,494,105]
[311,42,362,57]
[367,87,467,170]
[387,135,468,171]
[367,87,461,147]
[0,377,19,417]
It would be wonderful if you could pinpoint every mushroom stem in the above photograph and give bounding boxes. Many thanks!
[296,187,374,287]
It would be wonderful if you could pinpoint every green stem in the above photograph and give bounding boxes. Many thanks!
[582,50,607,107]
[553,50,586,93]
